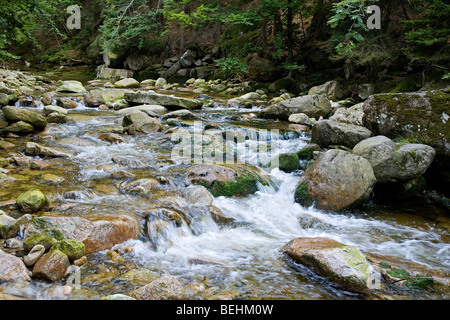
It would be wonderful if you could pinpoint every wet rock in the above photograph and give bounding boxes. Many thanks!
[312,119,372,149]
[47,113,68,124]
[161,109,198,120]
[33,249,71,282]
[43,105,67,115]
[117,105,167,116]
[0,214,19,238]
[106,249,125,263]
[272,153,299,173]
[56,80,86,93]
[30,160,51,171]
[124,91,201,110]
[0,92,9,105]
[42,173,65,184]
[122,178,159,194]
[129,275,185,300]
[308,80,343,101]
[282,237,375,293]
[23,214,140,254]
[295,149,376,210]
[23,234,58,252]
[16,189,51,213]
[51,239,85,261]
[23,244,46,267]
[296,144,321,160]
[155,77,167,88]
[4,121,35,133]
[122,110,164,135]
[25,142,72,158]
[112,156,147,169]
[183,185,214,205]
[185,164,260,197]
[0,140,15,149]
[114,78,140,88]
[0,250,31,282]
[353,136,436,183]
[2,106,47,129]
[5,238,23,249]
[111,170,135,179]
[13,156,33,167]
[56,97,77,109]
[259,94,331,120]
[74,256,87,267]
[208,205,235,225]
[98,133,125,144]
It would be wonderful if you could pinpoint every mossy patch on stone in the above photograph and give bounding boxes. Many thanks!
[24,234,57,252]
[50,239,85,261]
[16,189,50,213]
[294,181,314,207]
[206,174,259,197]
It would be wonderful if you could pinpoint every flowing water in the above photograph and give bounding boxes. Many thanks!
[1,89,449,300]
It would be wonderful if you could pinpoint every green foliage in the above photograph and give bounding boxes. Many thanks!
[214,57,248,81]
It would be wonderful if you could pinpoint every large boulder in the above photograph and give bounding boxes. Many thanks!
[362,90,449,163]
[185,164,260,197]
[23,214,140,254]
[16,189,51,213]
[308,81,343,101]
[312,120,372,149]
[56,80,86,93]
[32,249,71,282]
[114,78,140,88]
[294,149,376,210]
[259,95,331,120]
[2,106,47,129]
[330,103,365,126]
[96,64,134,80]
[122,110,163,134]
[352,136,436,184]
[124,91,201,110]
[246,53,280,82]
[0,250,31,282]
[282,237,374,293]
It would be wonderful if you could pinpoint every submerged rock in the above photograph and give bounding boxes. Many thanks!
[282,237,375,293]
[295,149,376,210]
[129,275,185,300]
[25,142,72,158]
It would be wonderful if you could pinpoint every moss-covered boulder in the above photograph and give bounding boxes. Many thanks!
[295,149,376,210]
[24,234,57,252]
[0,214,19,239]
[362,90,449,163]
[56,80,86,93]
[2,106,47,130]
[50,239,85,261]
[296,144,321,160]
[16,189,51,213]
[282,237,375,293]
[185,164,260,197]
[273,153,299,173]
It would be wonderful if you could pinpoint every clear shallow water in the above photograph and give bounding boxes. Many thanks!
[1,99,449,300]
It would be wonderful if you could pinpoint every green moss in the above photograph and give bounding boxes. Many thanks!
[273,153,300,173]
[207,174,259,197]
[294,181,314,207]
[296,145,320,160]
[386,267,434,290]
[23,234,57,251]
[31,217,65,240]
[50,239,85,261]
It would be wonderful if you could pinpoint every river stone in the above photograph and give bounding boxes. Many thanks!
[183,185,214,205]
[122,110,164,135]
[0,92,9,105]
[295,149,376,210]
[282,237,372,293]
[124,91,201,110]
[330,103,365,126]
[25,142,72,158]
[353,136,436,183]
[56,80,86,93]
[288,113,314,127]
[185,164,237,186]
[161,109,198,120]
[114,78,140,88]
[129,275,185,300]
[272,153,299,173]
[117,105,168,116]
[362,91,449,163]
[0,214,19,238]
[155,78,167,88]
[43,105,68,115]
[23,234,57,252]
[308,80,343,101]
[122,178,159,194]
[0,250,31,282]
[2,106,47,129]
[23,214,140,254]
[4,121,35,133]
[259,94,331,120]
[312,119,372,149]
[56,97,77,109]
[50,239,85,261]
[33,249,71,282]
[47,112,68,124]
[23,244,46,267]
[112,156,147,169]
[16,189,50,213]
[100,294,136,300]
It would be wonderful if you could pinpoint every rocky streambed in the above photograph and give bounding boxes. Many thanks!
[0,69,449,300]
